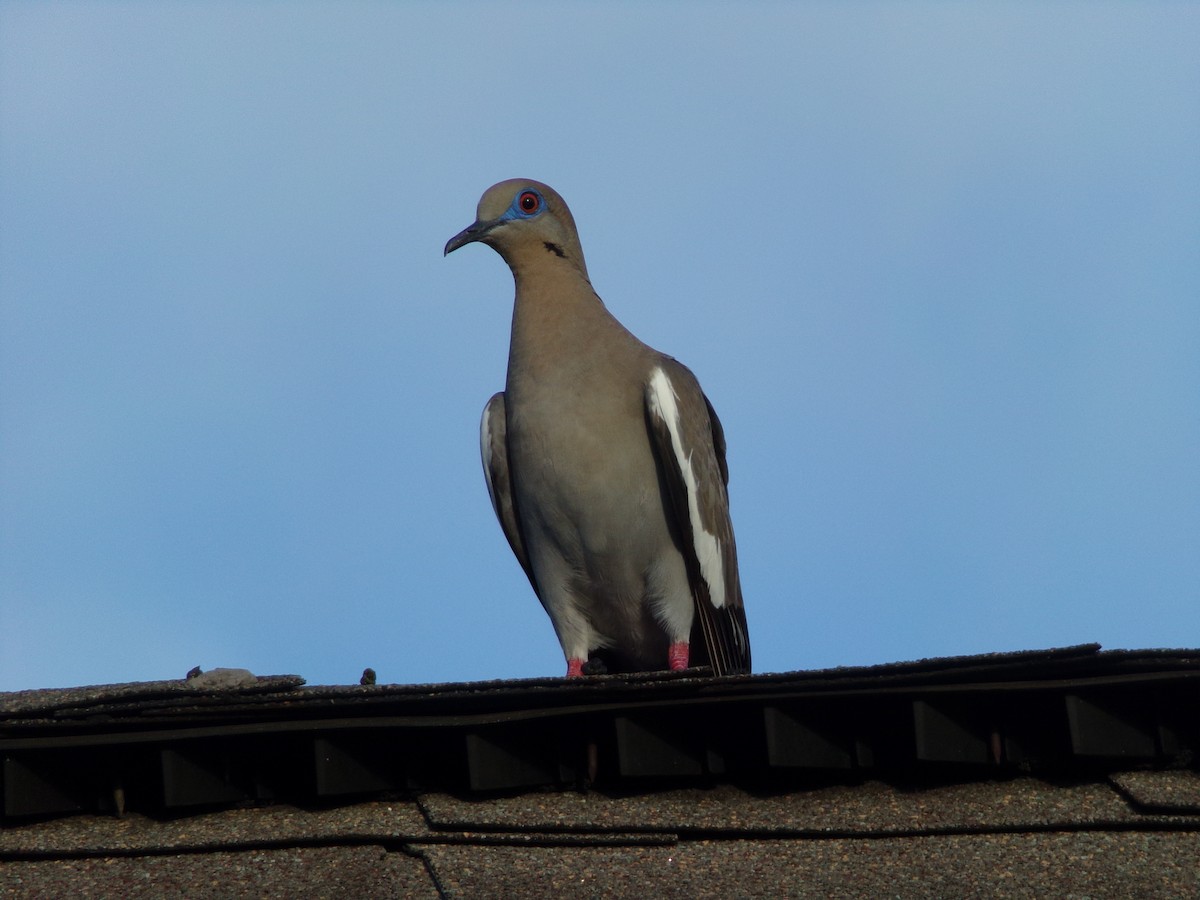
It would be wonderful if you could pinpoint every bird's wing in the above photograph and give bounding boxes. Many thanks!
[481,392,538,592]
[645,361,751,675]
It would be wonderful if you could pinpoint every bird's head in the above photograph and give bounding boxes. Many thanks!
[444,179,588,277]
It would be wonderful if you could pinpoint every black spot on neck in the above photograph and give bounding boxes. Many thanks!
[543,241,566,258]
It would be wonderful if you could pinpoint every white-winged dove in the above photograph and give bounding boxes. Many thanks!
[445,179,750,677]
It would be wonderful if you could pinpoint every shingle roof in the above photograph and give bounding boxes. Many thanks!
[4,775,1200,897]
[3,644,1199,897]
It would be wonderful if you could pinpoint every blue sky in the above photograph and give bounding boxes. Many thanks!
[2,3,1197,691]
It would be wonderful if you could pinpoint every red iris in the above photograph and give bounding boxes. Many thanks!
[518,191,540,213]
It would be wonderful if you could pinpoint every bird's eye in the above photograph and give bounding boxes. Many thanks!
[518,191,540,214]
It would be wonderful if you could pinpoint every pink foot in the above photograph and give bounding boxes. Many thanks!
[566,658,585,677]
[668,641,690,671]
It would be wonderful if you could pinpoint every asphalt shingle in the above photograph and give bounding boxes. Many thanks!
[2,646,1197,897]
[419,831,1200,899]
[0,800,430,857]
[420,775,1199,836]
[1111,769,1200,813]
[0,845,435,899]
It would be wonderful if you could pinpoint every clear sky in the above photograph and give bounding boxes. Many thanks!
[2,3,1197,691]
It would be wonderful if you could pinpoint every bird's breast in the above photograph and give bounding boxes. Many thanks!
[505,371,666,554]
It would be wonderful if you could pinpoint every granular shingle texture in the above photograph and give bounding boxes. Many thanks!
[420,777,1184,835]
[3,647,1199,897]
[4,775,1199,897]
[1111,769,1200,813]
[2,845,436,899]
[0,801,431,857]
[418,831,1200,899]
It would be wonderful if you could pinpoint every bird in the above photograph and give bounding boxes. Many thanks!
[444,179,750,677]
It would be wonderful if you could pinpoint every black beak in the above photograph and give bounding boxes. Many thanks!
[444,218,498,256]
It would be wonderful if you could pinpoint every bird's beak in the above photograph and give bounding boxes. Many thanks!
[444,218,498,256]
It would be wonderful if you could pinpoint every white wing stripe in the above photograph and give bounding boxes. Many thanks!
[480,403,500,518]
[648,367,726,609]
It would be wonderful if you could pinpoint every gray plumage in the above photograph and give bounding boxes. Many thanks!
[445,179,750,676]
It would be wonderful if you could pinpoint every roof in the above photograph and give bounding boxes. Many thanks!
[3,644,1199,896]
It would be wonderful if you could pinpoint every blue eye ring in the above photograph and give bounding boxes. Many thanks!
[513,189,543,217]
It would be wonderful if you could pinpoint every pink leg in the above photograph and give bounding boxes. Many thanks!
[668,641,690,671]
[566,658,585,677]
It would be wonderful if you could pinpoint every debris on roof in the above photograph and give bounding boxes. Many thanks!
[2,644,1198,896]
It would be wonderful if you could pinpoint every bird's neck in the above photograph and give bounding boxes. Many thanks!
[506,260,625,385]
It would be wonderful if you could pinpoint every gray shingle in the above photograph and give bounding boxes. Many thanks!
[0,800,430,856]
[1111,769,1200,813]
[1,845,436,899]
[419,832,1200,900]
[420,775,1200,836]
[2,646,1198,897]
